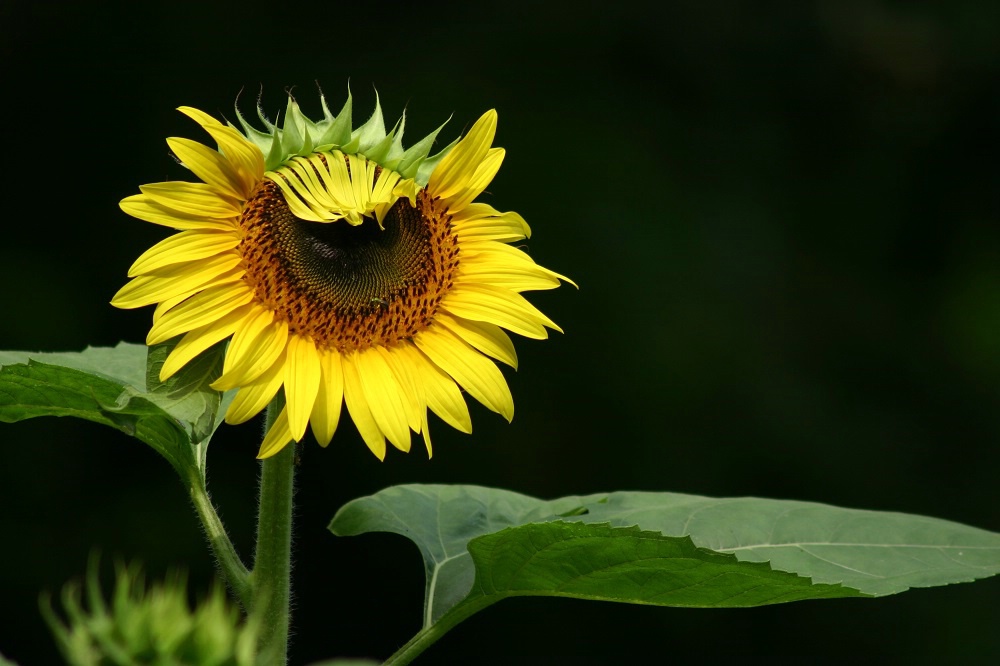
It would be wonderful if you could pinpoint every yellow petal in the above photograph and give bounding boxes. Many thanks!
[120,195,236,231]
[427,110,497,200]
[283,335,322,442]
[457,260,564,292]
[178,107,265,194]
[213,312,287,390]
[224,349,286,425]
[342,353,387,460]
[128,230,241,277]
[461,241,576,288]
[310,349,344,447]
[441,284,559,339]
[267,171,329,222]
[450,202,511,224]
[446,147,505,212]
[111,256,244,309]
[167,137,245,200]
[355,348,412,453]
[379,346,422,433]
[257,407,293,459]
[452,208,530,242]
[402,344,472,434]
[152,291,193,323]
[160,304,252,380]
[414,325,513,421]
[147,283,254,345]
[435,312,518,368]
[140,182,242,219]
[420,410,433,458]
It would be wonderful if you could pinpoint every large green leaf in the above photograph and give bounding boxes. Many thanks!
[330,484,1000,633]
[0,342,149,388]
[0,342,227,480]
[468,521,860,606]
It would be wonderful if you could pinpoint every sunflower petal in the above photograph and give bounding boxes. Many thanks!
[342,353,387,460]
[140,182,242,218]
[461,241,576,288]
[224,349,286,425]
[283,335,322,441]
[405,344,472,433]
[435,312,518,368]
[153,290,200,323]
[310,350,344,447]
[120,195,236,231]
[356,348,411,452]
[457,260,564,292]
[111,257,244,310]
[452,208,531,242]
[213,313,287,390]
[257,406,293,459]
[160,304,252,381]
[167,137,245,200]
[441,284,559,339]
[147,283,254,345]
[420,410,433,458]
[128,230,241,277]
[427,110,497,200]
[414,325,513,421]
[379,346,423,433]
[446,147,505,212]
[178,106,264,194]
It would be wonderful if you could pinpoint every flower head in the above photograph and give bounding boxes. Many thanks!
[113,89,571,459]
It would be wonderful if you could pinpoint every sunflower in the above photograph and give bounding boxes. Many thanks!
[112,91,571,460]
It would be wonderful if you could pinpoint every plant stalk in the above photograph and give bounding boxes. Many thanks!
[250,399,295,664]
[188,474,252,609]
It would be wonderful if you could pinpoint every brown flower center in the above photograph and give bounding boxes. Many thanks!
[237,178,458,353]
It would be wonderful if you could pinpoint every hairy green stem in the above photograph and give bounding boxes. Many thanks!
[188,474,252,609]
[250,400,295,664]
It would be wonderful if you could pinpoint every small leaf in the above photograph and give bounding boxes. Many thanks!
[330,485,1000,631]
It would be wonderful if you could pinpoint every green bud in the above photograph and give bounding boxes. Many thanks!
[41,559,258,666]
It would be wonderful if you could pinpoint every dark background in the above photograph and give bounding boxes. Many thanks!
[2,0,999,662]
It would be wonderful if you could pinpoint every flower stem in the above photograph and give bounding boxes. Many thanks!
[250,399,295,664]
[188,474,252,609]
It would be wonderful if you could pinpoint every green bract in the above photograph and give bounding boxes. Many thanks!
[234,89,457,183]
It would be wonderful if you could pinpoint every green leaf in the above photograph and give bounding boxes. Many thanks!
[577,491,1000,597]
[330,485,1000,633]
[0,341,227,481]
[469,522,860,607]
[0,342,149,388]
[144,340,226,446]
